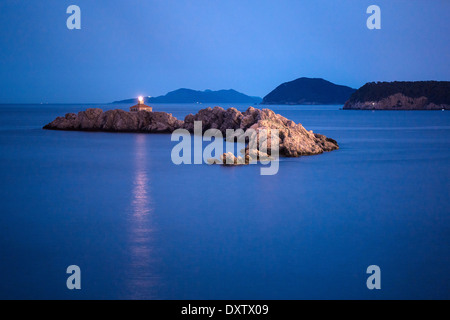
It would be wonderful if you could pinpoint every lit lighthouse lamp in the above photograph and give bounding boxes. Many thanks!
[130,96,153,112]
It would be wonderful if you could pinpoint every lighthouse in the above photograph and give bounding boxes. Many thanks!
[130,96,153,112]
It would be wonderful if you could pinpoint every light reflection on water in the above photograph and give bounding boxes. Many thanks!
[126,134,159,299]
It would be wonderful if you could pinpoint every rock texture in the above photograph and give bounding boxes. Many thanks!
[44,106,339,157]
[344,81,450,110]
[182,106,339,157]
[43,108,183,133]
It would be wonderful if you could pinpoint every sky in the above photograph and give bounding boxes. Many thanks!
[0,0,449,103]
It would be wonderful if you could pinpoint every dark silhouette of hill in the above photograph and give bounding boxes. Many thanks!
[113,89,262,104]
[262,77,356,105]
[344,81,450,109]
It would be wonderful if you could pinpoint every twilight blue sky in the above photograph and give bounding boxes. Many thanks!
[0,0,449,103]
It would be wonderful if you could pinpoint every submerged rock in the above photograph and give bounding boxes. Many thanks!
[44,106,339,158]
[207,148,273,166]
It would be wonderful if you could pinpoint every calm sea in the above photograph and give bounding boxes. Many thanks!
[0,103,449,299]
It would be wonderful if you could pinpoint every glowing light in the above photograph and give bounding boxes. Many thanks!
[138,96,144,103]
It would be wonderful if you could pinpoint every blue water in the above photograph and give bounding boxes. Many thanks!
[0,103,449,299]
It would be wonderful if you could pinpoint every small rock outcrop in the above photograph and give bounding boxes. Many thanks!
[43,109,183,133]
[44,106,339,158]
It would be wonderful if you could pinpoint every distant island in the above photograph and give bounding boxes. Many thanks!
[261,77,356,105]
[113,88,262,104]
[344,81,450,110]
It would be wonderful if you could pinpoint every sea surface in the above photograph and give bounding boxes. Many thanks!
[0,103,449,299]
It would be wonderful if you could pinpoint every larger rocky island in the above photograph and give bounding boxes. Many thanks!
[43,106,339,158]
[344,81,450,110]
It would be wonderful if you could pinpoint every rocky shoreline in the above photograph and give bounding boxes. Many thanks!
[344,93,450,110]
[344,81,450,110]
[44,106,339,158]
